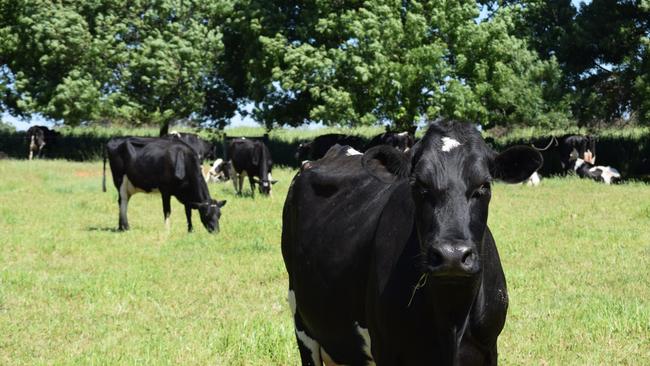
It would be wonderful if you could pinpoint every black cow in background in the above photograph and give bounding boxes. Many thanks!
[26,125,59,160]
[295,133,366,162]
[161,130,216,163]
[559,134,597,171]
[228,138,277,196]
[524,134,597,177]
[365,126,417,152]
[103,137,226,233]
[282,120,542,365]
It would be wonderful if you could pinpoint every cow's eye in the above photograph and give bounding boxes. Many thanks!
[472,183,490,198]
[410,179,430,196]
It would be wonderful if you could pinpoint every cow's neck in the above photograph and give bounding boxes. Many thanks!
[422,279,478,358]
[258,154,269,180]
[179,172,211,204]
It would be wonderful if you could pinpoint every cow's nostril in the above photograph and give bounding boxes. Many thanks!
[461,250,476,267]
[427,248,444,267]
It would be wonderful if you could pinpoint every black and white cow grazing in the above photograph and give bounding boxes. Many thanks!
[26,125,58,160]
[163,131,216,162]
[295,133,366,162]
[365,128,417,152]
[228,138,277,196]
[282,120,542,365]
[103,137,226,233]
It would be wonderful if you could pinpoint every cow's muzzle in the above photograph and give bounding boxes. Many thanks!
[425,241,479,277]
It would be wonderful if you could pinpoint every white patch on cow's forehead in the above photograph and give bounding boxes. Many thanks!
[397,131,408,136]
[345,147,363,156]
[355,323,375,365]
[440,137,461,152]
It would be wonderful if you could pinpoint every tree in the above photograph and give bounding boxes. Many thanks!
[508,0,650,125]
[0,0,236,128]
[225,0,569,129]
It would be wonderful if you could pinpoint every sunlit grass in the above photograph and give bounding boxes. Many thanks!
[0,160,648,365]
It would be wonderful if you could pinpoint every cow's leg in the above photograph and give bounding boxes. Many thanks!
[288,289,323,366]
[117,175,130,231]
[248,176,256,198]
[238,174,245,196]
[38,143,45,158]
[184,204,193,232]
[162,194,171,231]
[28,136,35,160]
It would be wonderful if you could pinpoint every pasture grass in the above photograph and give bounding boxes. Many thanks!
[0,159,648,365]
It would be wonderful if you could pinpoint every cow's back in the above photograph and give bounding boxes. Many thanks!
[282,145,402,360]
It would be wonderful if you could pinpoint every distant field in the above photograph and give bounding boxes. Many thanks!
[0,159,648,365]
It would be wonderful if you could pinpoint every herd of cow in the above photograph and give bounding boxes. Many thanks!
[21,121,621,365]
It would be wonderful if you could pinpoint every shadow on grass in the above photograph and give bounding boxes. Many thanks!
[86,226,122,233]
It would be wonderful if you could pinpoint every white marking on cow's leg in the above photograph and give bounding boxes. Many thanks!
[288,289,297,315]
[322,347,340,366]
[441,137,461,152]
[29,136,35,160]
[165,216,171,231]
[355,323,375,365]
[296,329,322,364]
[118,175,131,229]
[288,290,322,365]
[345,147,363,156]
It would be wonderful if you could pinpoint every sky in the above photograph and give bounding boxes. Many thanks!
[3,0,591,131]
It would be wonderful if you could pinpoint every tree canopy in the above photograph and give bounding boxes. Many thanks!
[0,0,648,129]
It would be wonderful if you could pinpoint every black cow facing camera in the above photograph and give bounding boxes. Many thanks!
[26,125,59,160]
[104,137,226,233]
[281,120,541,365]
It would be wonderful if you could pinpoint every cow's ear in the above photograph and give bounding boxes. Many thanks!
[492,146,543,183]
[217,200,227,207]
[271,180,278,185]
[174,150,186,180]
[362,145,411,182]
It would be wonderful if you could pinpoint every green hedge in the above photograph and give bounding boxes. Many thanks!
[1,126,648,179]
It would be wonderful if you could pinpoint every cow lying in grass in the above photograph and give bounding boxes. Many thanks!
[573,150,621,185]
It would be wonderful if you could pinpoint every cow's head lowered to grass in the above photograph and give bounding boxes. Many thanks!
[190,199,227,233]
[363,121,542,280]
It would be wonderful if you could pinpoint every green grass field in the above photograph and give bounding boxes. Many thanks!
[0,159,648,365]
